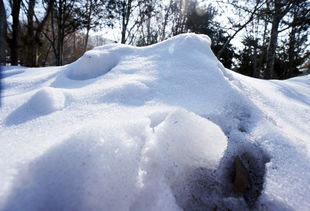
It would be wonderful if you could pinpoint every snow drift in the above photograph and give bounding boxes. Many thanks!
[0,33,309,210]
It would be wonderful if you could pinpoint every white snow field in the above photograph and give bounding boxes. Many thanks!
[0,33,309,210]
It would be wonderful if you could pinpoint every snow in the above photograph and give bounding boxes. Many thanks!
[66,48,126,80]
[1,33,310,210]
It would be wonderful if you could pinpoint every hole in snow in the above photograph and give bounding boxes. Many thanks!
[218,137,271,209]
[169,143,270,210]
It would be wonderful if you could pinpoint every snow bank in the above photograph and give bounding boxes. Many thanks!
[1,33,310,210]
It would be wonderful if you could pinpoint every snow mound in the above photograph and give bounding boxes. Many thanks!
[4,87,65,125]
[66,45,133,80]
[161,33,213,57]
[67,50,118,80]
[150,109,227,169]
[29,87,65,114]
[1,33,310,211]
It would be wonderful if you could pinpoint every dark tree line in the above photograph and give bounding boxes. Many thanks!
[232,0,309,79]
[0,0,309,79]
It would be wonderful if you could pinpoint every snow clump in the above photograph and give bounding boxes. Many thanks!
[29,87,65,114]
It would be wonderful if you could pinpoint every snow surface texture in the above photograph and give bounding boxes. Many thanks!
[1,33,310,210]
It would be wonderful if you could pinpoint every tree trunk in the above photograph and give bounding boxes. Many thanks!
[120,0,133,44]
[25,0,36,67]
[264,0,298,79]
[161,0,172,41]
[59,30,64,65]
[121,27,126,44]
[84,27,90,51]
[264,18,280,79]
[0,0,7,65]
[287,13,298,78]
[121,4,127,44]
[252,40,259,78]
[10,0,21,65]
[25,0,54,66]
[83,0,91,52]
[258,20,268,77]
[57,0,63,66]
[50,9,58,65]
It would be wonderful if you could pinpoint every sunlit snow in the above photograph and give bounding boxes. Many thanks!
[0,33,309,210]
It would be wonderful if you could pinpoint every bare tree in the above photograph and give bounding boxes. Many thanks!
[216,0,264,58]
[23,0,54,67]
[44,0,82,66]
[160,0,173,41]
[80,0,104,52]
[135,0,160,45]
[264,0,301,79]
[106,0,146,44]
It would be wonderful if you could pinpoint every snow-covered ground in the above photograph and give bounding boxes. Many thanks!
[0,33,309,211]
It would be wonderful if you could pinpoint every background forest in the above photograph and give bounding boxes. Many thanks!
[0,0,309,79]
